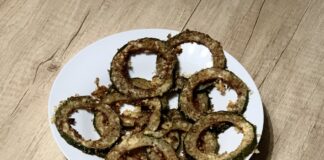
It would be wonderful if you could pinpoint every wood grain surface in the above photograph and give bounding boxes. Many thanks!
[0,0,323,159]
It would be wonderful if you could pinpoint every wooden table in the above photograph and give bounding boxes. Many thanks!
[0,0,323,159]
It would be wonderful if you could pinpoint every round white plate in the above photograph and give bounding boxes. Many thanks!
[48,29,264,160]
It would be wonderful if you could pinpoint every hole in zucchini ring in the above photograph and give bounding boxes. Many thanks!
[184,112,256,160]
[105,134,179,160]
[54,96,120,156]
[110,38,177,98]
[180,68,249,121]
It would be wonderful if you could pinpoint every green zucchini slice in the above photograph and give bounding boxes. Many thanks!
[54,96,120,156]
[184,112,256,160]
[167,29,226,70]
[110,38,177,98]
[180,68,249,121]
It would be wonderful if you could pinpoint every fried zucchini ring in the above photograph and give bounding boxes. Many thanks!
[54,96,120,156]
[184,112,256,160]
[180,68,249,121]
[167,29,226,78]
[110,38,177,98]
[105,134,179,160]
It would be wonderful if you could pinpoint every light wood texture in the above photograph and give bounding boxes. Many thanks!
[0,0,323,159]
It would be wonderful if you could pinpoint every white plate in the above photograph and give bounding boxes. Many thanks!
[48,29,264,160]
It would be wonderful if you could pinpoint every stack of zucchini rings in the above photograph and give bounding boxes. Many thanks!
[54,29,257,160]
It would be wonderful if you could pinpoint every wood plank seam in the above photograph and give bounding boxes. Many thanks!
[181,0,201,31]
[239,0,266,61]
[61,9,90,55]
[257,0,313,89]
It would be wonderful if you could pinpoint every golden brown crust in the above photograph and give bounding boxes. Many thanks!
[110,38,177,98]
[184,112,257,160]
[54,96,120,155]
[167,29,226,69]
[180,68,249,121]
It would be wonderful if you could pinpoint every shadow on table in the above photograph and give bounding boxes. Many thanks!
[251,104,274,160]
